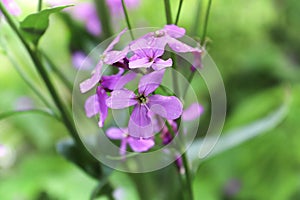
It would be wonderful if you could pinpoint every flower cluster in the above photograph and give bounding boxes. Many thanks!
[80,25,203,155]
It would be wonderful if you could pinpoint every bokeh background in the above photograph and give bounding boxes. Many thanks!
[1,0,300,199]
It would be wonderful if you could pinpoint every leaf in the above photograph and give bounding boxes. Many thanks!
[20,6,71,45]
[188,97,290,173]
[56,138,113,180]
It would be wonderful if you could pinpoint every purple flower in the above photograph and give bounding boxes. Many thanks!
[106,0,140,15]
[129,25,202,70]
[129,38,173,70]
[106,127,154,156]
[1,0,21,16]
[85,70,136,127]
[80,28,128,93]
[106,70,183,138]
[182,103,204,121]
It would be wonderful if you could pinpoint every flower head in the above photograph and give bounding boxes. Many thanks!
[106,70,183,138]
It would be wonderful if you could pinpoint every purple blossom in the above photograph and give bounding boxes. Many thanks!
[106,70,183,138]
[106,127,154,157]
[1,0,21,16]
[80,28,128,93]
[85,70,136,127]
[182,103,204,121]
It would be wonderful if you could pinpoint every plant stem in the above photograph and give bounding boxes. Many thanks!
[175,0,184,25]
[182,71,195,100]
[163,0,173,24]
[201,0,212,46]
[121,0,134,40]
[171,53,180,97]
[38,0,43,12]
[182,152,194,200]
[0,2,91,155]
[191,0,202,36]
[94,0,113,38]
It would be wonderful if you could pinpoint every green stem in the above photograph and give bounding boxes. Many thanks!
[42,51,73,91]
[0,109,59,121]
[121,0,134,40]
[191,0,202,36]
[0,2,91,155]
[163,0,173,24]
[182,153,194,200]
[38,0,43,12]
[175,0,184,25]
[171,53,180,97]
[201,0,212,46]
[94,0,113,38]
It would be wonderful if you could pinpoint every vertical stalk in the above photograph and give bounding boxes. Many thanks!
[201,0,212,46]
[38,0,43,12]
[191,0,202,36]
[94,0,113,38]
[175,0,184,25]
[121,0,134,40]
[182,153,194,200]
[163,0,172,24]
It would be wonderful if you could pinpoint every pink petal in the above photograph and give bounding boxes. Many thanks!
[106,127,126,140]
[84,94,100,118]
[96,87,109,127]
[148,95,183,120]
[79,61,103,93]
[128,137,155,152]
[128,105,153,138]
[129,57,153,69]
[106,89,137,109]
[3,0,21,16]
[182,103,204,121]
[104,28,127,53]
[104,50,128,65]
[164,25,185,38]
[152,58,172,70]
[138,70,165,96]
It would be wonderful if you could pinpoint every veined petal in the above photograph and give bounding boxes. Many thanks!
[167,37,196,53]
[128,105,153,138]
[152,58,172,71]
[84,94,100,118]
[106,127,126,140]
[128,137,155,152]
[104,28,127,53]
[113,72,137,90]
[106,89,137,109]
[80,61,103,93]
[97,87,108,127]
[182,103,204,121]
[104,50,127,65]
[129,57,153,69]
[164,25,185,38]
[138,70,165,96]
[148,95,183,120]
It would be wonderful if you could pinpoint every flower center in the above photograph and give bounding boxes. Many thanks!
[137,94,148,104]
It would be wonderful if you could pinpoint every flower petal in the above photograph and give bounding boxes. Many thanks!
[129,57,153,69]
[106,89,137,109]
[167,37,197,53]
[138,70,165,96]
[148,95,183,120]
[106,127,126,140]
[113,72,137,90]
[182,103,204,121]
[128,137,155,152]
[97,87,109,127]
[128,105,153,138]
[152,58,172,70]
[104,28,127,53]
[84,94,100,118]
[79,61,102,93]
[104,49,128,65]
[164,25,185,38]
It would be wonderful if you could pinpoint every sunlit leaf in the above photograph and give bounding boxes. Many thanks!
[20,6,71,45]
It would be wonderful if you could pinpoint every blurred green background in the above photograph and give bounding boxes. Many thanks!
[1,0,300,199]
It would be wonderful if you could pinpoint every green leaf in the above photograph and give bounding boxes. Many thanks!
[20,6,71,45]
[188,96,290,173]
